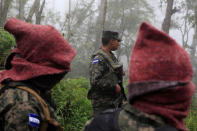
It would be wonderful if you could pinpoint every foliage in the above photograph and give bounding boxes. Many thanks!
[52,77,92,131]
[0,29,15,69]
[185,97,197,131]
[185,111,197,131]
[67,0,154,78]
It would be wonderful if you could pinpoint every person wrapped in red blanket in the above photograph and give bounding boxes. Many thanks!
[84,22,195,131]
[0,18,76,131]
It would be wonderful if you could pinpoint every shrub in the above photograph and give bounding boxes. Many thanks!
[0,29,15,69]
[185,109,197,131]
[185,96,197,131]
[52,77,92,131]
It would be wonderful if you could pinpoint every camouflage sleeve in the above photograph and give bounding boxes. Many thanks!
[0,88,44,131]
[89,55,116,93]
[4,102,42,131]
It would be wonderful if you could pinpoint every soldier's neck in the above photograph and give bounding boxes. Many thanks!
[101,46,111,55]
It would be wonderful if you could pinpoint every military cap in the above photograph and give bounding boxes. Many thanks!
[102,31,121,42]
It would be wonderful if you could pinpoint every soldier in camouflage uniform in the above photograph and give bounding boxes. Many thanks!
[0,18,76,131]
[84,22,195,131]
[87,31,126,115]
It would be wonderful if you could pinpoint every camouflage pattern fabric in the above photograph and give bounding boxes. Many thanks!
[118,103,167,131]
[0,86,58,131]
[88,49,124,115]
[84,103,172,131]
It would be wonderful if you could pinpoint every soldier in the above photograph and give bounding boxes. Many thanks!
[84,22,195,131]
[87,31,127,116]
[0,18,76,131]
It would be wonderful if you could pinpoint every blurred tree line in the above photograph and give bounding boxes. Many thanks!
[1,0,197,130]
[1,0,197,81]
[0,0,154,78]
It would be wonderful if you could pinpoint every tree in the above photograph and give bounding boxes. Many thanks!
[61,0,154,78]
[26,0,39,22]
[35,0,45,24]
[105,0,154,69]
[101,0,108,32]
[66,0,71,41]
[62,0,95,41]
[189,1,197,59]
[93,0,108,50]
[162,0,179,34]
[60,0,96,78]
[42,9,61,27]
[26,0,46,24]
[97,0,108,49]
[0,0,13,27]
[186,0,197,91]
[18,0,27,20]
[173,1,192,49]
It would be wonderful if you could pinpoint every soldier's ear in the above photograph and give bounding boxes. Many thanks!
[109,39,114,46]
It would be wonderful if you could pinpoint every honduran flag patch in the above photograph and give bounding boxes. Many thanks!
[93,58,99,64]
[29,113,40,128]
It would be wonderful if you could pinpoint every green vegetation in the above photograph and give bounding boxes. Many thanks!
[52,77,197,131]
[52,77,92,131]
[0,29,15,69]
[185,109,197,131]
[185,97,197,131]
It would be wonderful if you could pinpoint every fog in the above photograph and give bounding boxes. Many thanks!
[0,0,196,81]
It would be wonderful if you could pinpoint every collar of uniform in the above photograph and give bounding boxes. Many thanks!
[96,49,122,69]
[127,81,188,102]
[123,103,165,126]
[2,80,41,95]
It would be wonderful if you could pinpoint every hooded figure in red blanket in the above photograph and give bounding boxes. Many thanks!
[84,22,195,131]
[0,18,76,131]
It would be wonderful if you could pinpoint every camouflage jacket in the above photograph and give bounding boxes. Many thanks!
[84,103,177,131]
[118,103,167,131]
[0,82,58,131]
[88,49,124,114]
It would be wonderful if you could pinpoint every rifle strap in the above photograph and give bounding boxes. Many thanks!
[96,49,127,101]
[96,49,122,71]
[0,84,63,131]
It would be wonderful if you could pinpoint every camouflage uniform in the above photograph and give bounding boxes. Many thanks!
[118,103,167,131]
[88,49,124,115]
[0,83,58,131]
[0,18,75,131]
[84,103,178,131]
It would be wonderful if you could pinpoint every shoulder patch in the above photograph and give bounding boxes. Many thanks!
[93,58,99,64]
[29,113,40,128]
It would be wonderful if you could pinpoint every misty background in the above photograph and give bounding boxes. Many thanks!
[1,0,197,130]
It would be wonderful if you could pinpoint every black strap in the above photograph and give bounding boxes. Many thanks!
[0,86,10,95]
[113,109,121,131]
[155,125,178,131]
[84,107,178,131]
[84,108,121,131]
[97,52,127,100]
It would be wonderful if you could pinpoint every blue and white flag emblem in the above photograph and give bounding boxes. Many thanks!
[93,58,99,64]
[29,113,40,128]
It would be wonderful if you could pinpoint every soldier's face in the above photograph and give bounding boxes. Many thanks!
[110,39,119,51]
